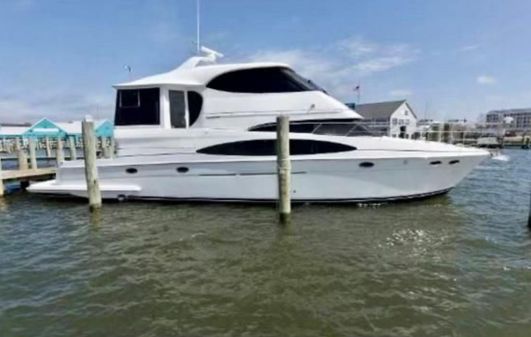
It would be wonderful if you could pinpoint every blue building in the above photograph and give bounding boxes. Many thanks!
[0,118,114,140]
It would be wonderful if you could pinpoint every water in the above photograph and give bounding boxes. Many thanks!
[1,150,530,337]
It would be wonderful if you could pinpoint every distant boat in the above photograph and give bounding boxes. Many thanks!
[28,48,489,202]
[477,136,502,149]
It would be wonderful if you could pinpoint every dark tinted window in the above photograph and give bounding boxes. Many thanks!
[197,139,355,156]
[249,119,373,137]
[207,67,322,93]
[115,88,160,126]
[169,90,186,128]
[187,91,203,126]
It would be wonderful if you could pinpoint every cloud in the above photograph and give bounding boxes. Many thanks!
[459,44,480,52]
[248,37,419,99]
[354,56,413,74]
[390,89,413,97]
[477,75,496,85]
[0,92,114,123]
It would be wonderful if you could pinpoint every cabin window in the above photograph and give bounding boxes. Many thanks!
[206,67,322,93]
[169,90,186,128]
[187,91,203,126]
[115,88,160,126]
[249,119,373,137]
[197,139,356,156]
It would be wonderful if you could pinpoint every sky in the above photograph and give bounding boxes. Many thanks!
[1,0,531,123]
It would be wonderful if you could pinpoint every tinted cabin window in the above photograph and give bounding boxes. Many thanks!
[187,91,203,126]
[207,67,322,93]
[115,88,160,126]
[197,139,356,156]
[249,120,373,137]
[169,90,186,128]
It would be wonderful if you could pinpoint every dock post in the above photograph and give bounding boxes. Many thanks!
[82,117,102,211]
[45,137,52,158]
[29,138,37,170]
[102,138,112,159]
[0,157,4,197]
[276,115,291,224]
[528,190,531,229]
[68,136,77,160]
[17,138,28,171]
[55,137,64,165]
[110,137,116,158]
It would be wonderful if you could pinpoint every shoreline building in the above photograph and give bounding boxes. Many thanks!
[346,100,417,138]
[0,118,113,140]
[485,108,531,133]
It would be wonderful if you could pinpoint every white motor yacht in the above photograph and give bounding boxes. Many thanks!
[29,49,489,202]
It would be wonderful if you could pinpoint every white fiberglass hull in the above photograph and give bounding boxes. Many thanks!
[28,149,488,203]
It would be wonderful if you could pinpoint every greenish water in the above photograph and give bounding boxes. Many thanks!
[1,150,530,337]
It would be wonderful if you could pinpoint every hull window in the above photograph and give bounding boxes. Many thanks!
[169,90,186,128]
[115,88,160,126]
[207,67,323,93]
[359,162,375,168]
[197,139,356,156]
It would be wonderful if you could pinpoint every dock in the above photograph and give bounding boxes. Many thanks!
[0,134,114,197]
[0,167,56,196]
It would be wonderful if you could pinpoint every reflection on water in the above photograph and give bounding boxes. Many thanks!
[0,150,530,337]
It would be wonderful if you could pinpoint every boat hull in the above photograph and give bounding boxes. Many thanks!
[28,153,487,203]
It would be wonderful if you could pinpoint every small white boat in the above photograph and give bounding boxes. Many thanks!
[29,49,489,202]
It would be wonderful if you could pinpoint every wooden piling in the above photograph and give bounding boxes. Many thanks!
[528,190,531,229]
[45,137,52,158]
[109,137,116,158]
[276,115,291,224]
[29,138,37,170]
[68,136,77,160]
[56,137,64,165]
[102,138,112,159]
[17,142,28,171]
[0,157,4,197]
[82,118,102,211]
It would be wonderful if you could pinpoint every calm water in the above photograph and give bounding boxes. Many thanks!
[1,150,530,337]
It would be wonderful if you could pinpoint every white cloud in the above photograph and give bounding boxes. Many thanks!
[389,89,413,97]
[354,56,414,74]
[0,92,114,123]
[460,44,480,52]
[338,37,376,57]
[248,37,419,99]
[477,75,497,85]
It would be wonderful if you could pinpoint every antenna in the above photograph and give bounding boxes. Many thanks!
[196,0,200,54]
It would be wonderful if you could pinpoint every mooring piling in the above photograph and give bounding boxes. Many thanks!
[0,157,4,197]
[45,137,52,158]
[82,117,102,211]
[68,136,77,160]
[276,115,291,224]
[17,146,28,171]
[528,189,531,229]
[29,138,37,170]
[56,137,64,165]
[102,142,111,159]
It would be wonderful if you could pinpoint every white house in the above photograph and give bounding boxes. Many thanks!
[347,100,417,138]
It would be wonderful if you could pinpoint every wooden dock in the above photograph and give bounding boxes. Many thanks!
[0,167,56,196]
[1,167,56,181]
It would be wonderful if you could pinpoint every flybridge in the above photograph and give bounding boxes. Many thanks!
[113,48,361,132]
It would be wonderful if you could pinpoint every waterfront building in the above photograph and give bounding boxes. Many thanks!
[0,118,114,140]
[346,100,417,138]
[485,108,531,132]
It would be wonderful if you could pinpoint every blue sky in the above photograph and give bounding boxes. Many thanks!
[1,0,531,122]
